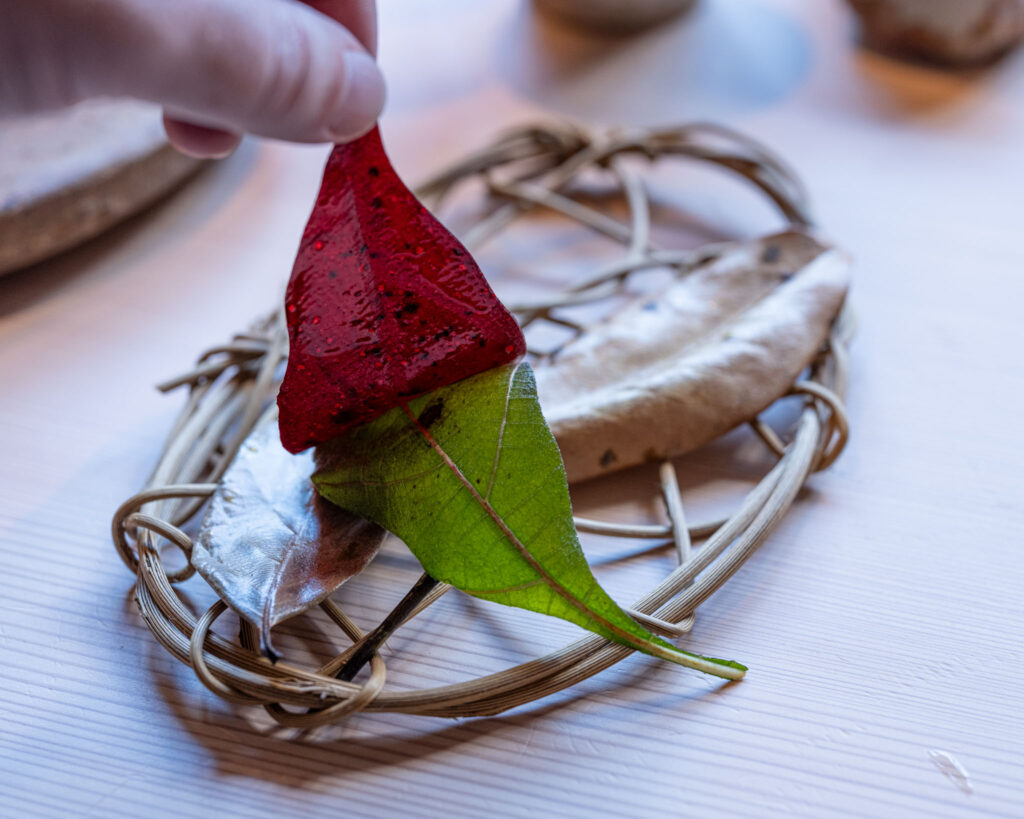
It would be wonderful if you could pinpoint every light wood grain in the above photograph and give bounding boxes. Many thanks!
[1,1,1023,817]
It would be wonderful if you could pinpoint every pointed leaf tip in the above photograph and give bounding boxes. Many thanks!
[277,127,526,453]
[314,361,746,680]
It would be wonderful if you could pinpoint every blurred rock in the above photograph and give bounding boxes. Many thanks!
[848,0,1024,65]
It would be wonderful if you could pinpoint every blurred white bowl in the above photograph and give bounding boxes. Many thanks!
[534,0,697,33]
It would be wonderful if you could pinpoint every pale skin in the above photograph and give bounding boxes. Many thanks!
[0,0,385,157]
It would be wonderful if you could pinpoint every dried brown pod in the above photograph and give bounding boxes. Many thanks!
[535,230,849,482]
[847,0,1024,64]
[193,418,386,659]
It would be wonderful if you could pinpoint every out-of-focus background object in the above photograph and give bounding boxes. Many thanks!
[847,0,1024,64]
[0,100,203,276]
[534,0,697,32]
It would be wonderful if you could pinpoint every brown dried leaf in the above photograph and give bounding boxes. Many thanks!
[534,230,850,482]
[194,417,385,658]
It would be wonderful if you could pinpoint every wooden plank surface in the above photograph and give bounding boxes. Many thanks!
[1,1,1022,816]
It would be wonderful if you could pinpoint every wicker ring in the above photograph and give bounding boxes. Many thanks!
[113,122,851,726]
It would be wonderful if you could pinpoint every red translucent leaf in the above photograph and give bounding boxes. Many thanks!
[277,127,525,453]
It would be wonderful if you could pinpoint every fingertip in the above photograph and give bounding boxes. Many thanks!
[328,51,386,143]
[163,115,242,158]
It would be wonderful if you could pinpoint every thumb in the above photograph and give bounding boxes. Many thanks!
[3,0,384,147]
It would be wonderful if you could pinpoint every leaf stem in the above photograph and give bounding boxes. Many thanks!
[335,573,441,682]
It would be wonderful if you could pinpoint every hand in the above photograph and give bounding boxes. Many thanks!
[0,0,385,157]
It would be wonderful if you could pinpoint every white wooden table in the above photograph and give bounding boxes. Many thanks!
[2,1,1022,816]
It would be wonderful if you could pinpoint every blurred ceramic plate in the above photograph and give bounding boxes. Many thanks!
[534,0,696,32]
[0,99,205,276]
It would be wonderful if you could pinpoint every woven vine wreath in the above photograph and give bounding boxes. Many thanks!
[112,122,851,727]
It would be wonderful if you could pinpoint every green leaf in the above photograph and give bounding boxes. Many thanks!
[314,362,745,681]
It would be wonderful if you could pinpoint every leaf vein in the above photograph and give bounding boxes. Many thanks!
[398,384,677,662]
[484,365,516,502]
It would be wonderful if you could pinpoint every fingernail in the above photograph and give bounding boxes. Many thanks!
[330,51,386,142]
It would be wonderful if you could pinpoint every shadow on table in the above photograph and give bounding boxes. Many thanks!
[147,631,738,789]
[835,18,1024,123]
[851,51,994,115]
[137,424,791,788]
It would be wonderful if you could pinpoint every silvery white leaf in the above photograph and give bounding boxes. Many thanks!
[194,417,385,658]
